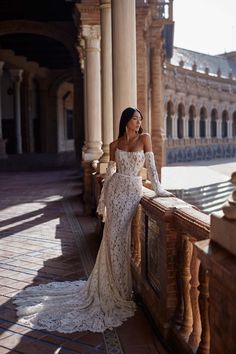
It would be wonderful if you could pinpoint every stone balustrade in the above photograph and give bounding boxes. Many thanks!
[131,189,211,353]
[96,175,236,354]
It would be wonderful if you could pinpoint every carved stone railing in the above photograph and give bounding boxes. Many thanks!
[131,187,211,354]
[95,172,236,353]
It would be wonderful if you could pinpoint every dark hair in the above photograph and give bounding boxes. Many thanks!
[118,107,143,138]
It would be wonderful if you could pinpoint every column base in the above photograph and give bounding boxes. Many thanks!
[0,139,7,159]
[82,150,103,162]
[98,151,110,174]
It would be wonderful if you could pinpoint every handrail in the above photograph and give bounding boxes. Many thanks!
[131,188,210,353]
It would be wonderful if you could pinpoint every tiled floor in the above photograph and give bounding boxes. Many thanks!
[0,169,169,354]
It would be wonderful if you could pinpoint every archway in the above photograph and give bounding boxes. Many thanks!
[211,108,218,138]
[188,105,196,138]
[166,100,174,138]
[222,110,228,138]
[177,103,185,139]
[233,111,236,137]
[200,106,207,138]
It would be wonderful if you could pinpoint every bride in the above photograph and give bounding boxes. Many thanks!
[13,107,173,333]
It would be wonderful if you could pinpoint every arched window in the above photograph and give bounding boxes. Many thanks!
[177,103,185,139]
[166,101,174,138]
[188,105,195,138]
[200,107,207,138]
[211,109,218,138]
[222,110,228,138]
[233,112,236,137]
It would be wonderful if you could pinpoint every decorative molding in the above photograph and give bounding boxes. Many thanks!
[82,24,101,40]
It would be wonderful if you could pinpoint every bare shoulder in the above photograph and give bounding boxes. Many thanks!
[140,133,152,152]
[140,133,151,142]
[109,140,118,161]
[110,139,118,151]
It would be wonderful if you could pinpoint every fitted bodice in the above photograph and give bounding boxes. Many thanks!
[115,148,145,176]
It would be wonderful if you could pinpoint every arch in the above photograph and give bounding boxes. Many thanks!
[210,108,218,138]
[0,20,77,63]
[222,110,229,138]
[233,111,236,138]
[188,105,196,138]
[199,106,207,138]
[177,103,185,139]
[166,100,174,138]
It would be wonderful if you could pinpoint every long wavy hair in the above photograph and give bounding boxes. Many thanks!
[118,107,143,138]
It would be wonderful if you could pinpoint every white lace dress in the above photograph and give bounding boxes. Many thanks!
[13,149,170,333]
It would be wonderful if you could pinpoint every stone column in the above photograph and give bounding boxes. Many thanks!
[205,118,211,138]
[164,113,167,138]
[172,113,178,139]
[150,28,166,173]
[10,69,23,154]
[99,0,113,170]
[217,119,222,138]
[82,25,103,161]
[112,0,137,137]
[183,116,188,138]
[227,120,232,138]
[0,61,7,158]
[194,117,200,138]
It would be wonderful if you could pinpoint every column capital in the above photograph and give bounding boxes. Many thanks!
[82,25,101,51]
[10,69,23,83]
[100,0,111,9]
[82,25,101,40]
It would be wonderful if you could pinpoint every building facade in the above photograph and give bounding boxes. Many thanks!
[164,47,236,164]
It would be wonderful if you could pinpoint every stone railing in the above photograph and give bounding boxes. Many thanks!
[131,188,212,354]
[131,182,236,353]
[95,172,236,353]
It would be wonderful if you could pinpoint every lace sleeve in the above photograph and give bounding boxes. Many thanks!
[96,160,116,222]
[145,152,172,197]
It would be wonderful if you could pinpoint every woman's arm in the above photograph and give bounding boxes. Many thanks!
[142,134,174,197]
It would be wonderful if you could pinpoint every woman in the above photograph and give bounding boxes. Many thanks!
[13,107,172,333]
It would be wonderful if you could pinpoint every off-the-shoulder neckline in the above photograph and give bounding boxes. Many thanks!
[116,148,153,154]
[116,148,144,153]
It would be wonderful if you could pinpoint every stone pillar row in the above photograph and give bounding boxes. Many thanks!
[0,64,24,158]
[81,0,137,163]
[0,61,7,159]
[10,69,23,154]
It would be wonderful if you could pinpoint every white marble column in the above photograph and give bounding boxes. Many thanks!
[183,116,188,138]
[194,117,200,138]
[100,0,113,165]
[0,62,7,158]
[112,0,137,137]
[227,120,232,138]
[10,69,23,154]
[172,114,178,139]
[217,119,222,138]
[82,25,103,161]
[206,118,211,138]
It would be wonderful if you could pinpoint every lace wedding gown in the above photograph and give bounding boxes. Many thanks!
[13,149,170,333]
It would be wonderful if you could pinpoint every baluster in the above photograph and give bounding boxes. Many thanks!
[131,205,142,266]
[188,245,201,350]
[179,235,193,340]
[197,265,210,354]
[173,232,184,325]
